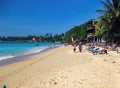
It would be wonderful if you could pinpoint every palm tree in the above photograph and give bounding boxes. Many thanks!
[96,0,120,45]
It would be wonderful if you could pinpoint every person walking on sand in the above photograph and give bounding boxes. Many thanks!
[79,42,82,52]
[73,43,76,52]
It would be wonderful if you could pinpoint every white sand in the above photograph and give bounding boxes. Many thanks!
[0,45,120,88]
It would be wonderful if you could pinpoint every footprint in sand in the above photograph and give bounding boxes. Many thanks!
[49,78,58,86]
[80,78,87,81]
[104,59,106,61]
[54,82,57,85]
[112,61,116,63]
[0,76,7,81]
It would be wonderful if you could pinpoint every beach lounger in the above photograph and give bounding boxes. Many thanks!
[87,46,95,52]
[90,47,107,55]
[91,48,101,55]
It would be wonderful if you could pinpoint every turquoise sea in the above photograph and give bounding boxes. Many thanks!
[0,42,61,61]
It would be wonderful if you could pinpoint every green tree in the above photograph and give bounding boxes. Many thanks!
[65,22,87,43]
[96,0,120,44]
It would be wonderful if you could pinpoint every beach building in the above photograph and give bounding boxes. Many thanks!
[87,20,96,43]
[87,19,103,43]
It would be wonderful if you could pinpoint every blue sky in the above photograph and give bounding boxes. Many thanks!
[0,0,103,36]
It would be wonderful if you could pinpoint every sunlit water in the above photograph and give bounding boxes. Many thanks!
[0,42,61,61]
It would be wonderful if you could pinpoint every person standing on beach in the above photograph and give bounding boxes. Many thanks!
[79,42,82,52]
[72,42,77,53]
[73,43,76,52]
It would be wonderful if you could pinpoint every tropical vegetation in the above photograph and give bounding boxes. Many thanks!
[65,23,87,43]
[65,0,120,45]
[96,0,120,44]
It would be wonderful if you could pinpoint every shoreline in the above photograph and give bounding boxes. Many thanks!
[0,45,120,88]
[0,45,60,66]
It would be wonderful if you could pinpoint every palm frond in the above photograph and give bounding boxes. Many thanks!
[100,0,115,13]
[100,0,110,9]
[107,0,113,7]
[96,9,106,14]
[112,0,119,9]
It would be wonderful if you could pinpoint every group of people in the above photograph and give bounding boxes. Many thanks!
[72,41,108,54]
[72,41,82,53]
[87,42,108,55]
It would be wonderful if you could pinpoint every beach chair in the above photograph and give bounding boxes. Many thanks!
[91,48,101,55]
[87,46,95,52]
[91,48,107,55]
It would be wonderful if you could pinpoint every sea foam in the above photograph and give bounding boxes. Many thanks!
[0,45,60,61]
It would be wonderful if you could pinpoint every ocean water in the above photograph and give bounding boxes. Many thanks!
[0,42,61,61]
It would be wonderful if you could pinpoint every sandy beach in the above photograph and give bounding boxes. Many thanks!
[0,45,120,88]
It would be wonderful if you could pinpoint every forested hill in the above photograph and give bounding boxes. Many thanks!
[65,22,88,43]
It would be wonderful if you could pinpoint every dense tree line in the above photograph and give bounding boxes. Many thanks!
[0,33,65,42]
[65,23,87,43]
